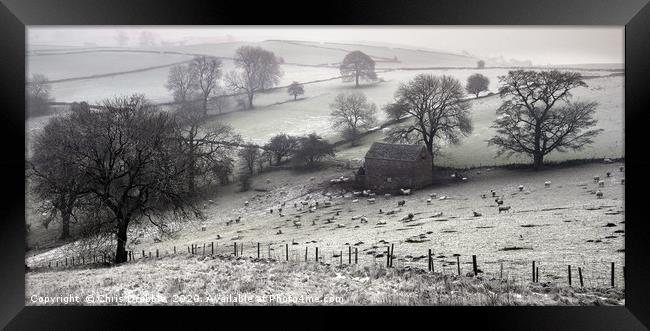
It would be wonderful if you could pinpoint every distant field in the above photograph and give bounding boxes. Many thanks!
[27,51,194,81]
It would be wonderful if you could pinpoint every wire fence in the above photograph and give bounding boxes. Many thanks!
[27,240,624,289]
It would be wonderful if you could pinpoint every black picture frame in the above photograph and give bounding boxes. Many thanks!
[1,0,649,329]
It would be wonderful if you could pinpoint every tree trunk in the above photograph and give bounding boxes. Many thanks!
[60,209,71,240]
[114,218,129,263]
[533,152,544,170]
[202,97,208,116]
[187,153,196,194]
[355,73,359,88]
[248,93,254,109]
[476,92,480,98]
[294,95,297,100]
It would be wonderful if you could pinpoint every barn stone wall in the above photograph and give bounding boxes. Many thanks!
[364,152,432,191]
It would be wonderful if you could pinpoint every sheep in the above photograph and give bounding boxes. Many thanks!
[491,190,496,197]
[337,223,346,228]
[208,199,214,204]
[294,202,298,208]
[518,185,524,192]
[606,172,611,178]
[276,230,283,235]
[397,200,406,207]
[426,198,432,204]
[400,188,411,195]
[353,191,362,197]
[203,204,208,209]
[498,206,511,213]
[429,193,437,198]
[312,220,316,226]
[201,225,206,232]
[266,179,271,184]
[473,211,482,217]
[367,198,376,204]
[431,212,443,218]
[324,201,332,207]
[293,221,302,227]
[377,220,387,225]
[352,199,359,203]
[309,206,317,213]
[379,209,383,214]
[369,193,376,198]
[544,181,552,188]
[310,177,315,181]
[226,220,232,226]
[593,176,600,182]
[362,190,370,197]
[481,194,487,199]
[301,201,309,206]
[351,215,362,220]
[235,216,241,223]
[604,158,613,163]
[216,234,221,239]
[621,178,625,185]
[244,201,249,207]
[438,196,447,200]
[461,177,468,181]
[598,180,605,188]
[360,217,368,224]
[495,198,504,206]
[384,193,392,199]
[620,166,624,172]
[596,190,604,199]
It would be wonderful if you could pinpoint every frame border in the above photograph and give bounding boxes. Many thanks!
[1,0,648,329]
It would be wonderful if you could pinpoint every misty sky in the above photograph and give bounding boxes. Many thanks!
[28,26,624,65]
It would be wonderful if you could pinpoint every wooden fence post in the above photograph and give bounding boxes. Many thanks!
[428,249,432,272]
[174,246,176,254]
[240,243,243,256]
[305,247,308,262]
[578,267,584,287]
[156,249,159,259]
[390,244,394,268]
[355,247,358,264]
[203,244,205,256]
[211,242,214,255]
[568,265,572,286]
[348,246,352,264]
[258,243,261,259]
[386,246,390,268]
[149,252,151,258]
[532,261,536,282]
[187,246,190,254]
[472,255,477,276]
[500,262,504,280]
[457,255,461,276]
[234,242,237,256]
[611,262,615,287]
[536,267,539,283]
[340,251,343,265]
[286,244,289,261]
[316,247,319,262]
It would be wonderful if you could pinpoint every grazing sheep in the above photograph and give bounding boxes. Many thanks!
[293,221,302,227]
[201,226,206,232]
[353,191,362,197]
[336,211,340,216]
[352,199,359,203]
[438,196,447,200]
[606,172,611,177]
[400,188,411,195]
[544,181,551,188]
[337,223,346,228]
[598,180,605,188]
[208,199,214,204]
[397,200,406,207]
[367,198,376,204]
[384,193,392,199]
[498,206,511,213]
[491,190,496,197]
[310,177,315,181]
[402,213,414,221]
[244,201,249,207]
[379,209,383,214]
[203,204,208,209]
[360,217,368,224]
[518,185,524,192]
[604,158,613,163]
[294,202,298,208]
[301,201,309,206]
[312,220,316,226]
[594,176,600,182]
[426,198,432,204]
[431,212,443,218]
[276,230,283,235]
[216,234,221,239]
[481,194,487,199]
[495,198,504,206]
[462,177,468,181]
[324,201,332,207]
[235,216,241,223]
[429,193,437,198]
[377,220,387,225]
[596,190,604,199]
[473,211,482,217]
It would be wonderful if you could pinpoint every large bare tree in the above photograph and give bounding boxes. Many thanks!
[53,95,202,263]
[384,74,473,168]
[488,70,602,169]
[189,56,222,116]
[329,92,377,146]
[226,46,282,109]
[263,133,299,165]
[165,63,198,105]
[339,51,377,88]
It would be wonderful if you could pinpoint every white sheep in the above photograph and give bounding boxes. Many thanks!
[377,220,387,225]
[593,176,600,182]
[596,190,604,199]
[400,188,411,195]
[544,181,551,188]
[367,198,376,204]
[426,198,432,204]
[352,199,359,203]
[598,180,605,188]
[384,193,392,199]
[429,193,437,198]
[518,185,524,192]
[244,201,249,207]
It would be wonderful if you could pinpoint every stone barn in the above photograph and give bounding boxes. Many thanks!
[360,142,433,191]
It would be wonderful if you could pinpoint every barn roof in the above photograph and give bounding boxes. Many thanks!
[364,142,426,162]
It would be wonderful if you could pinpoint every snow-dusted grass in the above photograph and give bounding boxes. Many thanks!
[26,254,624,306]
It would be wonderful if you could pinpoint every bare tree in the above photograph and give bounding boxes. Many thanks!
[488,70,602,169]
[28,114,88,240]
[287,81,304,100]
[329,92,377,146]
[226,46,282,109]
[174,102,241,193]
[339,51,377,88]
[294,133,335,168]
[47,95,202,263]
[189,56,222,116]
[238,143,261,175]
[165,63,198,105]
[263,133,299,165]
[466,73,490,98]
[27,74,53,117]
[384,74,473,168]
